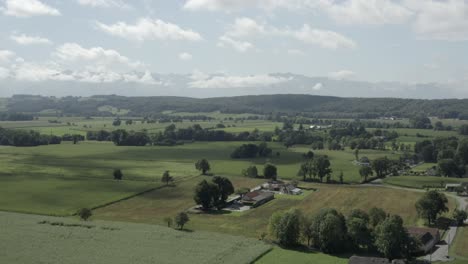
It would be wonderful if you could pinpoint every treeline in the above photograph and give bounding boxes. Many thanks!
[0,112,34,121]
[0,127,61,146]
[8,94,468,119]
[269,207,418,260]
[414,137,468,177]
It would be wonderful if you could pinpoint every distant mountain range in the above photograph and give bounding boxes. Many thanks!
[0,72,464,99]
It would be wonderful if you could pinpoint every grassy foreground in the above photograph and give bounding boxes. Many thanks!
[255,247,348,264]
[0,211,271,264]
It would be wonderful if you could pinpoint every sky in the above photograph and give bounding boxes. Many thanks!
[0,0,468,98]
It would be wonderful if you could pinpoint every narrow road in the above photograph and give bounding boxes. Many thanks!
[365,180,468,262]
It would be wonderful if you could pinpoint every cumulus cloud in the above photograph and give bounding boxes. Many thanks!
[77,0,130,9]
[10,34,52,45]
[220,17,356,51]
[0,50,15,63]
[323,0,413,26]
[313,82,323,90]
[217,36,254,52]
[189,72,290,88]
[292,25,356,49]
[54,43,142,69]
[407,0,468,41]
[96,18,203,42]
[183,0,319,12]
[178,52,193,61]
[329,70,356,80]
[1,0,60,17]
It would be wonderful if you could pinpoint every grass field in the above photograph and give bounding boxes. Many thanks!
[95,178,446,238]
[0,174,158,215]
[383,176,468,189]
[0,211,271,264]
[453,226,468,260]
[255,247,348,264]
[0,141,396,184]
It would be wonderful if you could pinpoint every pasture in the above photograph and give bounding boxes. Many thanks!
[255,247,348,264]
[0,211,271,264]
[94,177,448,238]
[383,176,468,189]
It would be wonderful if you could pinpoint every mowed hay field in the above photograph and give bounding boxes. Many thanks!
[0,211,271,264]
[0,175,158,215]
[384,176,468,189]
[454,226,468,260]
[95,178,448,238]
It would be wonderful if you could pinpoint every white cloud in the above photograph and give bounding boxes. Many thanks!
[54,43,142,69]
[77,0,130,9]
[221,17,356,50]
[408,0,468,41]
[329,70,356,80]
[323,0,413,26]
[96,18,203,42]
[183,0,319,12]
[1,0,60,17]
[189,72,290,88]
[0,50,15,63]
[178,52,193,61]
[217,36,254,52]
[313,82,323,90]
[10,34,52,45]
[292,25,357,49]
[225,17,266,38]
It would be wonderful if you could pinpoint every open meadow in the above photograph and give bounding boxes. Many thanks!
[0,211,271,264]
[384,176,468,189]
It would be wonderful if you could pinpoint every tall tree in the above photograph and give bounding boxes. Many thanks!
[161,170,174,186]
[195,159,211,175]
[312,155,332,182]
[368,207,387,227]
[174,212,189,230]
[416,190,448,225]
[374,215,411,259]
[268,209,302,247]
[359,166,373,182]
[297,160,314,181]
[212,176,234,203]
[264,164,278,180]
[371,157,391,178]
[193,180,219,209]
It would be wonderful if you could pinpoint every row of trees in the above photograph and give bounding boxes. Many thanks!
[269,207,418,259]
[230,142,272,159]
[0,127,62,147]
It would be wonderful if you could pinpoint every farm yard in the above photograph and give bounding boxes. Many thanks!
[0,211,271,264]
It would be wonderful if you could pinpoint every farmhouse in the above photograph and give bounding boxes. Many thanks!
[407,227,440,253]
[240,191,274,207]
[261,181,302,195]
[348,256,405,264]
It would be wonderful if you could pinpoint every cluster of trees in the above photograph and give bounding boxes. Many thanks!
[242,164,278,180]
[230,142,272,159]
[415,137,468,177]
[409,116,433,129]
[0,127,62,146]
[111,130,150,146]
[415,190,448,225]
[193,176,234,210]
[0,112,34,121]
[269,207,418,259]
[297,154,332,182]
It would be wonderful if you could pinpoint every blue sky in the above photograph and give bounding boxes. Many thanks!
[0,0,468,95]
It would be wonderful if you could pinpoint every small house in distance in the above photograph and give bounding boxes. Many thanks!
[445,183,462,192]
[261,180,302,195]
[348,256,405,264]
[407,227,440,254]
[240,191,274,207]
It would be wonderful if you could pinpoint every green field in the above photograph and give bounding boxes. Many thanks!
[255,247,348,264]
[384,176,468,189]
[0,175,157,215]
[0,141,396,184]
[0,211,271,264]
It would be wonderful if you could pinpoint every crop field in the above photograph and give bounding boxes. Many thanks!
[0,211,271,264]
[383,176,468,189]
[0,174,158,215]
[95,178,448,238]
[255,247,348,264]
